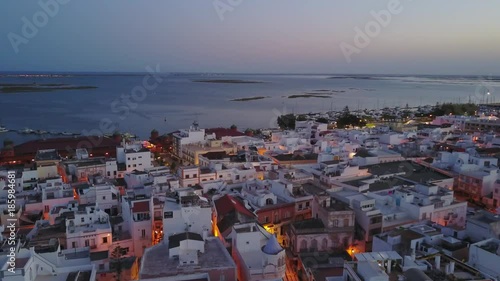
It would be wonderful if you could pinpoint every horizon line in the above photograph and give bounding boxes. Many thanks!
[1,70,499,77]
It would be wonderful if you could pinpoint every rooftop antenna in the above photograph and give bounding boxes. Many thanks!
[192,113,200,129]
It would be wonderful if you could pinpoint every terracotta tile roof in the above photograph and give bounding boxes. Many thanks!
[132,201,150,213]
[214,194,254,218]
[12,136,119,156]
[205,127,245,139]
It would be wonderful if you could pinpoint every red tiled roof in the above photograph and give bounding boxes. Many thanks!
[12,136,119,156]
[132,201,150,213]
[214,194,254,218]
[205,128,245,139]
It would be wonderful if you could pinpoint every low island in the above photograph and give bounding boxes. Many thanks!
[193,79,263,84]
[230,96,268,101]
[0,83,97,93]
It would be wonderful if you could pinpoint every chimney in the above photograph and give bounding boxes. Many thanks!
[449,261,455,274]
[202,229,208,241]
[435,255,441,269]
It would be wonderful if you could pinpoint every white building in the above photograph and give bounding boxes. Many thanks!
[40,178,74,217]
[116,141,152,173]
[73,180,120,216]
[139,235,236,281]
[172,122,206,158]
[0,246,96,281]
[230,222,286,281]
[162,194,212,238]
[370,183,467,229]
[468,238,500,280]
[65,203,112,252]
[121,189,153,257]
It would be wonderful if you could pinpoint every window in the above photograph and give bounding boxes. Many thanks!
[193,174,197,178]
[72,241,77,248]
[186,175,190,179]
[141,229,146,238]
[99,264,105,270]
[305,202,310,208]
[298,204,303,210]
[120,247,129,255]
[103,237,108,244]
[103,196,106,200]
[85,240,90,247]
[128,157,130,160]
[133,164,137,167]
[107,171,111,177]
[265,216,269,223]
[114,171,117,176]
[164,211,173,219]
[81,217,85,223]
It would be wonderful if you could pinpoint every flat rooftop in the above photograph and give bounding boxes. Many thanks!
[140,237,235,279]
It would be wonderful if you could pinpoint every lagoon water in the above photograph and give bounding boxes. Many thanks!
[1,73,499,144]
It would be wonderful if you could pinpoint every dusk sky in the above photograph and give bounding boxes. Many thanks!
[1,0,499,75]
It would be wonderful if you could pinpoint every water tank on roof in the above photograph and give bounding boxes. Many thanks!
[262,235,283,255]
[404,268,432,281]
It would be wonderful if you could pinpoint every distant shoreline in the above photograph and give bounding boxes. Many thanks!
[230,96,268,101]
[288,93,331,99]
[0,84,97,93]
[192,79,264,84]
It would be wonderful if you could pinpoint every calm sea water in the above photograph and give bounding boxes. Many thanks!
[1,73,499,144]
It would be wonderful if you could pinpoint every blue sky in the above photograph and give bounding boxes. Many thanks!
[1,0,499,74]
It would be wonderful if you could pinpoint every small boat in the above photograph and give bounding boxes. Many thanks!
[122,132,137,139]
[35,130,48,135]
[61,132,73,136]
[0,126,8,133]
[20,128,35,134]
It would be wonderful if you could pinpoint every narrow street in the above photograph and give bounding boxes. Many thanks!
[285,264,299,281]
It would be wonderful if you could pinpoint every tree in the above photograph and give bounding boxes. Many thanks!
[170,162,177,173]
[315,117,329,124]
[296,115,308,121]
[110,246,124,281]
[3,139,13,149]
[245,128,254,136]
[230,124,237,130]
[342,106,350,116]
[277,114,296,129]
[150,129,159,140]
